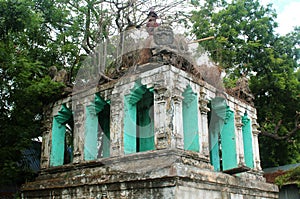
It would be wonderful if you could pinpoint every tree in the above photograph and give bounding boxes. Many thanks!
[252,28,300,167]
[0,0,196,189]
[0,0,64,187]
[191,0,300,168]
[191,0,278,75]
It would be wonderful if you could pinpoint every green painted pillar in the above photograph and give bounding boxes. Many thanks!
[50,104,72,167]
[137,91,154,152]
[242,112,254,168]
[124,81,155,154]
[124,98,137,154]
[209,97,227,171]
[182,86,199,152]
[221,106,237,171]
[50,118,66,166]
[85,106,99,160]
[84,94,110,160]
[209,117,221,171]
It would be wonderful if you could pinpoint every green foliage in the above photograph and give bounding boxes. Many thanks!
[1,0,296,191]
[1,0,196,190]
[251,30,300,167]
[0,0,66,187]
[223,77,238,89]
[192,0,277,76]
[275,166,300,188]
[191,0,300,168]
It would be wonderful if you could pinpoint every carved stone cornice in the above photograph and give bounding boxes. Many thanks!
[153,85,168,101]
[171,94,184,103]
[251,119,261,135]
[199,98,210,114]
[235,114,243,130]
[198,86,210,113]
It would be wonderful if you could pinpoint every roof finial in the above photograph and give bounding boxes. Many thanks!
[146,9,159,35]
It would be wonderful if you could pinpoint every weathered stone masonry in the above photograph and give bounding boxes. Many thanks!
[22,63,278,198]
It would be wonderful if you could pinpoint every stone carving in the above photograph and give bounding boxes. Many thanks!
[154,26,174,46]
[49,65,69,84]
[227,74,254,104]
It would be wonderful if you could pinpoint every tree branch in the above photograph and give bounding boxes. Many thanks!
[260,113,300,140]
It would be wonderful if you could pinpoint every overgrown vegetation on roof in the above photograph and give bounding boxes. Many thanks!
[275,166,300,188]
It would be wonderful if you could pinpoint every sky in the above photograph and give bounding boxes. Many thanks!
[260,0,300,35]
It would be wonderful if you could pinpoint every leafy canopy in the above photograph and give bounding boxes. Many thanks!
[0,0,198,188]
[0,0,64,186]
[191,0,300,168]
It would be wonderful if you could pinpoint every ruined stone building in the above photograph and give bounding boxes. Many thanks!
[22,27,278,198]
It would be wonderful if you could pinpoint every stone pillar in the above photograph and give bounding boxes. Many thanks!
[41,105,53,169]
[154,86,169,150]
[235,108,245,166]
[170,88,184,149]
[73,102,85,163]
[252,118,262,171]
[110,91,122,157]
[41,132,51,169]
[172,94,184,149]
[199,87,210,158]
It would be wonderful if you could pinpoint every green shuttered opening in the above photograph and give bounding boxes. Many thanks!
[50,104,73,167]
[84,94,110,160]
[221,106,237,171]
[209,97,226,171]
[209,97,238,171]
[182,85,199,152]
[124,81,154,154]
[242,112,254,168]
[137,91,155,152]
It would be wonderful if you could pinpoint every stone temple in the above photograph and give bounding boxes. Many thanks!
[22,26,278,198]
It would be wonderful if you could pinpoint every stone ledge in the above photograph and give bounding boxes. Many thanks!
[38,149,209,175]
[22,174,278,198]
[22,149,277,195]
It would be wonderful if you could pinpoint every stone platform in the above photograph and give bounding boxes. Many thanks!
[22,149,278,199]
